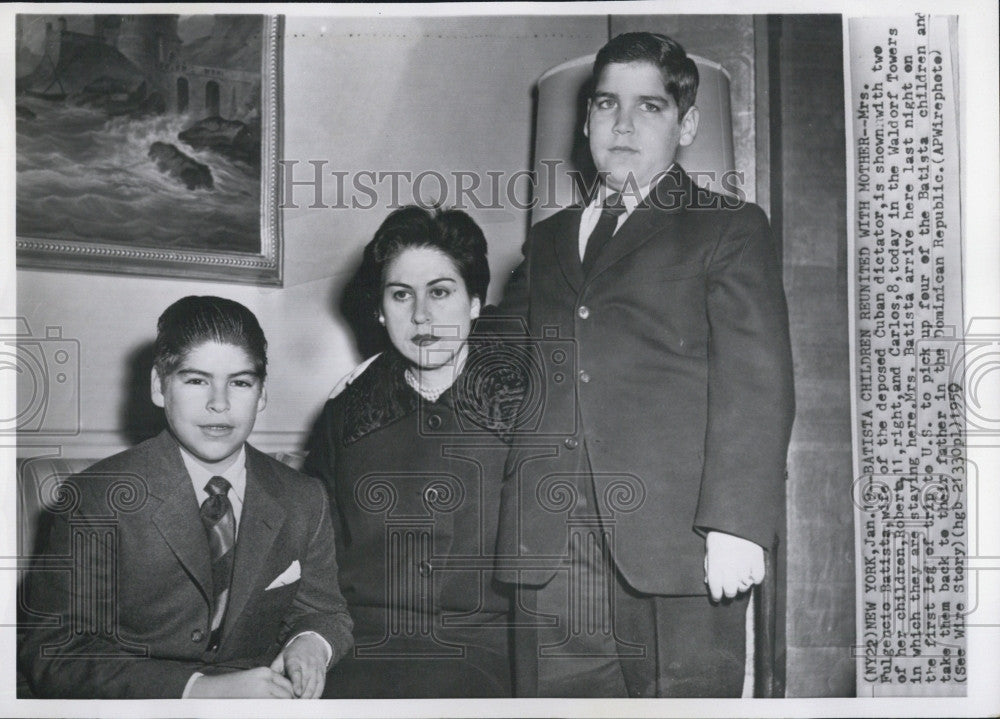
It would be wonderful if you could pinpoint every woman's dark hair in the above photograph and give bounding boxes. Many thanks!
[358,206,490,320]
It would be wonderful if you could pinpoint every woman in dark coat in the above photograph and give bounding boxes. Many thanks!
[304,206,527,698]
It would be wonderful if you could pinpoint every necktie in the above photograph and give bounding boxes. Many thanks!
[200,475,236,648]
[582,193,627,274]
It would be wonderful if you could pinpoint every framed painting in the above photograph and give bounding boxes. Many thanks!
[15,14,283,286]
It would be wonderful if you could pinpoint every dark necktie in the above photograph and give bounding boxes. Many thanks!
[200,475,236,648]
[582,193,627,274]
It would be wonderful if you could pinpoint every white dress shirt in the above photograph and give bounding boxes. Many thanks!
[577,168,672,260]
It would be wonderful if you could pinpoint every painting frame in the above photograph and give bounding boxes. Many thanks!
[15,14,284,287]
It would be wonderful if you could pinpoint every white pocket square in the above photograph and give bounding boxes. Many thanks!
[265,560,301,590]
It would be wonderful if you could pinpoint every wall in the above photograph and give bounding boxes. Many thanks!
[17,14,607,457]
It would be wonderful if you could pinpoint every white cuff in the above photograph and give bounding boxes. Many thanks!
[181,671,204,698]
[286,631,333,668]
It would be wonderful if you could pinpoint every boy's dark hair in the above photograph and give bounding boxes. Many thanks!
[153,296,268,379]
[359,206,490,320]
[593,32,700,118]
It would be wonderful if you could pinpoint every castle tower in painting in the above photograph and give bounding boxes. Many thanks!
[114,15,182,77]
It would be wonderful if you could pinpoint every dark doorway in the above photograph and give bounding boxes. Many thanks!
[205,80,220,117]
[176,77,189,114]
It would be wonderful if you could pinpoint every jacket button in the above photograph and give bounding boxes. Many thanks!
[426,414,442,429]
[577,305,590,319]
[564,437,579,449]
[579,370,590,383]
[191,629,204,643]
[418,561,432,577]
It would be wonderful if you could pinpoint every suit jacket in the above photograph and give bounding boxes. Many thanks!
[19,430,354,698]
[494,166,795,595]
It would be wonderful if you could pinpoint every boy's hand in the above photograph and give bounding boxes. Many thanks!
[188,667,294,698]
[703,531,765,602]
[270,633,328,698]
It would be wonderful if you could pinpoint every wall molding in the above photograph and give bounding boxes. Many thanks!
[15,429,308,460]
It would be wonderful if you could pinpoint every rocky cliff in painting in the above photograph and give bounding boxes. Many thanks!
[179,116,260,169]
[148,142,214,190]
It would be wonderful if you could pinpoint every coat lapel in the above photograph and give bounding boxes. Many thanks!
[146,431,213,605]
[222,445,285,643]
[588,166,690,281]
[550,206,585,292]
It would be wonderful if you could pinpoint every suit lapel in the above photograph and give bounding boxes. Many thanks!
[588,166,690,281]
[147,431,213,605]
[550,206,585,292]
[222,446,285,643]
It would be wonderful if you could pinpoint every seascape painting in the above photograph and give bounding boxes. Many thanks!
[15,14,283,285]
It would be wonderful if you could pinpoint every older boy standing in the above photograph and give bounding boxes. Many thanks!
[496,32,794,697]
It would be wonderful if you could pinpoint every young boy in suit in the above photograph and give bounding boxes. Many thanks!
[20,296,353,698]
[495,32,795,697]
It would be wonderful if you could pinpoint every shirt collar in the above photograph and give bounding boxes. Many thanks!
[180,444,247,505]
[590,162,676,215]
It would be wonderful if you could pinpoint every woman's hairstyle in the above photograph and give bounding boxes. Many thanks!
[593,32,700,118]
[359,205,490,319]
[153,295,268,379]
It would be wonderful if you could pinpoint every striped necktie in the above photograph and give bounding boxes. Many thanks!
[200,475,236,650]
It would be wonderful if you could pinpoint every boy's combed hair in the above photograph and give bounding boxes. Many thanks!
[154,295,268,379]
[359,205,490,320]
[593,32,700,117]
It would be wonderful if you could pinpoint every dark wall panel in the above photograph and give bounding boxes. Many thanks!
[776,14,855,697]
